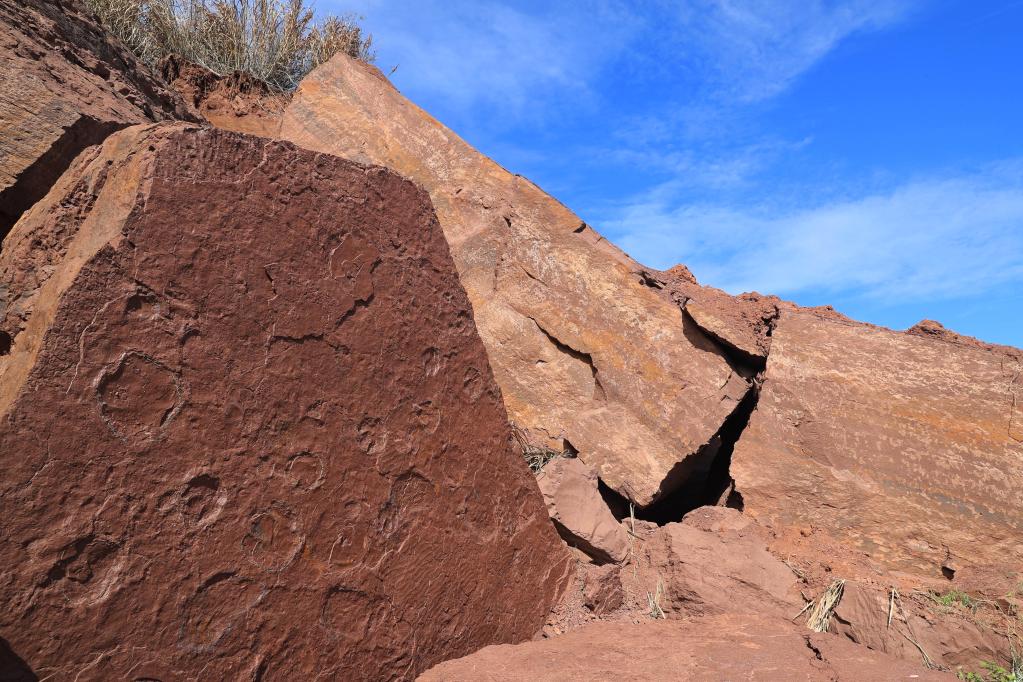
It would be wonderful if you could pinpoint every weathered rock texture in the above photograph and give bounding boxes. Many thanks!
[0,123,570,680]
[638,507,801,618]
[159,54,286,139]
[418,613,953,681]
[732,309,1023,581]
[536,457,630,563]
[278,54,751,508]
[0,0,194,242]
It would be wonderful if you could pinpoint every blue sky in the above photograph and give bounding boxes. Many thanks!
[326,0,1023,347]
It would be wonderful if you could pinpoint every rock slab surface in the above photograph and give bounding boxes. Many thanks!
[0,0,193,241]
[418,613,952,681]
[732,310,1023,581]
[0,123,570,680]
[639,507,801,618]
[279,54,750,507]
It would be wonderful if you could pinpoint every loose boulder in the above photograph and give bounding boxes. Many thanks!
[536,457,631,564]
[0,123,570,680]
[278,54,751,508]
[731,310,1023,582]
[630,507,801,618]
[0,0,194,241]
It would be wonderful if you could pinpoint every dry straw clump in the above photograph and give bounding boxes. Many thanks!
[85,0,373,90]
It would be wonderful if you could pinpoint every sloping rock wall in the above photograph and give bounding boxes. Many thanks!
[0,123,570,680]
[0,0,195,242]
[278,54,751,508]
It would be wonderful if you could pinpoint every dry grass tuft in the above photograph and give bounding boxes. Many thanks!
[85,0,373,90]
[806,579,846,633]
[647,578,666,619]
[521,443,561,474]
[512,427,564,474]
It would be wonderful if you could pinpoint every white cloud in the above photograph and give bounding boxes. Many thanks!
[335,0,639,116]
[668,0,917,103]
[602,163,1023,302]
[331,1,915,124]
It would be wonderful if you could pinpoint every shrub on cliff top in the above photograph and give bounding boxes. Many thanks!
[85,0,373,91]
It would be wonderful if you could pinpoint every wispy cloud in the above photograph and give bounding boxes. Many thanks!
[666,0,917,103]
[337,0,639,117]
[602,162,1023,303]
[336,1,915,125]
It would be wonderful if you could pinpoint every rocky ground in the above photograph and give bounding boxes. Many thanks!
[0,1,1020,680]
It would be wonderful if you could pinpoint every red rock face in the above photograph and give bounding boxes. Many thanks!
[0,123,570,680]
[732,310,1023,582]
[0,0,195,242]
[158,55,287,139]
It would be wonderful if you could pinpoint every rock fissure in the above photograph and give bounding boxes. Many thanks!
[1007,361,1022,442]
[682,306,764,372]
[803,636,825,662]
[518,264,547,286]
[0,116,126,245]
[637,270,665,290]
[529,317,606,402]
[601,379,760,524]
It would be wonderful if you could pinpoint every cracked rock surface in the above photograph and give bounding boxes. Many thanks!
[0,123,570,680]
[278,53,751,508]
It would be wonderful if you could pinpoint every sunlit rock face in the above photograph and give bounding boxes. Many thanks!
[280,53,752,509]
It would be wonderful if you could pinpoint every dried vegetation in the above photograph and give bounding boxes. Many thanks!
[85,0,373,90]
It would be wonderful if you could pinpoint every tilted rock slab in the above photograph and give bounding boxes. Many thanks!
[536,457,630,564]
[0,123,570,680]
[418,613,952,681]
[279,54,749,507]
[732,310,1023,582]
[0,0,194,242]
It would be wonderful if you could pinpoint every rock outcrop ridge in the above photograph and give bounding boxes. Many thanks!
[0,123,570,680]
